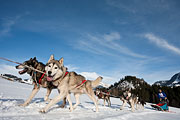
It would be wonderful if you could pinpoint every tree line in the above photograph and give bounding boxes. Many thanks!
[102,76,180,108]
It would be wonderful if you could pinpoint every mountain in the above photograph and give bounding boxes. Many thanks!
[154,72,180,87]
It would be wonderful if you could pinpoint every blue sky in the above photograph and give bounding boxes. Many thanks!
[0,0,180,84]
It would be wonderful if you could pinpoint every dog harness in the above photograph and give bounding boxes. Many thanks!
[38,72,46,84]
[33,71,46,86]
[64,71,69,77]
[65,72,87,88]
[76,80,87,88]
[38,71,68,85]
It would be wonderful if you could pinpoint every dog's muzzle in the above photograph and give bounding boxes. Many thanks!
[16,65,28,75]
[47,71,54,81]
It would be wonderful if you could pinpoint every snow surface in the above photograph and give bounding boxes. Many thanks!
[0,77,180,120]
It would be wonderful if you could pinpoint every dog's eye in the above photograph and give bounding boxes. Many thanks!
[54,67,58,69]
[48,65,51,67]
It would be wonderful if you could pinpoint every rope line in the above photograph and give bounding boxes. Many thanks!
[0,57,44,74]
[0,57,120,98]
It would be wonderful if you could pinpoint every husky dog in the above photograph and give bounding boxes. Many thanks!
[40,55,103,113]
[95,88,111,107]
[16,57,66,107]
[120,90,138,112]
[136,97,146,110]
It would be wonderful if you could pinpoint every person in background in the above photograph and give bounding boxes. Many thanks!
[155,89,169,111]
[158,89,167,102]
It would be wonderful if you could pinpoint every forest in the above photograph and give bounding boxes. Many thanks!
[101,76,180,108]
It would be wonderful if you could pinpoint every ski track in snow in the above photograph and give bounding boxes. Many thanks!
[0,78,180,120]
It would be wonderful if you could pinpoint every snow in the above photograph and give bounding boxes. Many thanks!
[0,77,180,120]
[21,78,33,85]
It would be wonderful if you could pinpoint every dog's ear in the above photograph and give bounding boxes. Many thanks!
[48,54,54,63]
[59,57,64,65]
[33,57,36,60]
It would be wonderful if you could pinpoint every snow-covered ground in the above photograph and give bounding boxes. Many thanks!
[0,77,180,120]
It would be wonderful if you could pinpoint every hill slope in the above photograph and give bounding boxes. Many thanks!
[0,78,180,120]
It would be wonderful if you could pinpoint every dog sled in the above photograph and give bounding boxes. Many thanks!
[151,101,169,111]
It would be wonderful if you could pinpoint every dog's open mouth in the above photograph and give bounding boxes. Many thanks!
[19,68,28,75]
[47,76,53,81]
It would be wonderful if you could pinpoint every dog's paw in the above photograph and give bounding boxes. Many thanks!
[44,97,49,102]
[39,109,46,113]
[45,99,52,103]
[69,107,74,112]
[95,110,99,113]
[131,109,135,112]
[72,106,77,110]
[59,104,65,108]
[18,103,28,107]
[44,97,52,102]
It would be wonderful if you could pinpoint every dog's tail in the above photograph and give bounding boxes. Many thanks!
[91,76,103,88]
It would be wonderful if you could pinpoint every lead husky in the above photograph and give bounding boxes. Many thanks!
[16,57,66,107]
[40,55,103,113]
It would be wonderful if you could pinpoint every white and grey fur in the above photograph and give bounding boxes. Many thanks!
[40,55,103,113]
[120,90,145,112]
[15,57,66,108]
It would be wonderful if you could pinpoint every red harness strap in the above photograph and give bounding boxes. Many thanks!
[76,80,87,88]
[64,71,86,88]
[64,71,69,77]
[38,72,46,84]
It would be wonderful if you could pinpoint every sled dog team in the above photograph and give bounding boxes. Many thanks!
[16,55,145,113]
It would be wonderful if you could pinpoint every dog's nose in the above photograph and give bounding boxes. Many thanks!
[15,65,18,69]
[48,71,52,75]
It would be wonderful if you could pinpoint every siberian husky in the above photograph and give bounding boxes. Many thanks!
[95,88,111,107]
[120,90,145,112]
[16,57,66,107]
[40,55,103,113]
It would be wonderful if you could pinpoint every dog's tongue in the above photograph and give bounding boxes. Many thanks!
[19,69,26,74]
[47,76,53,81]
[19,71,23,74]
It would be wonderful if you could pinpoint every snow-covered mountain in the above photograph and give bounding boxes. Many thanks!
[154,72,180,87]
